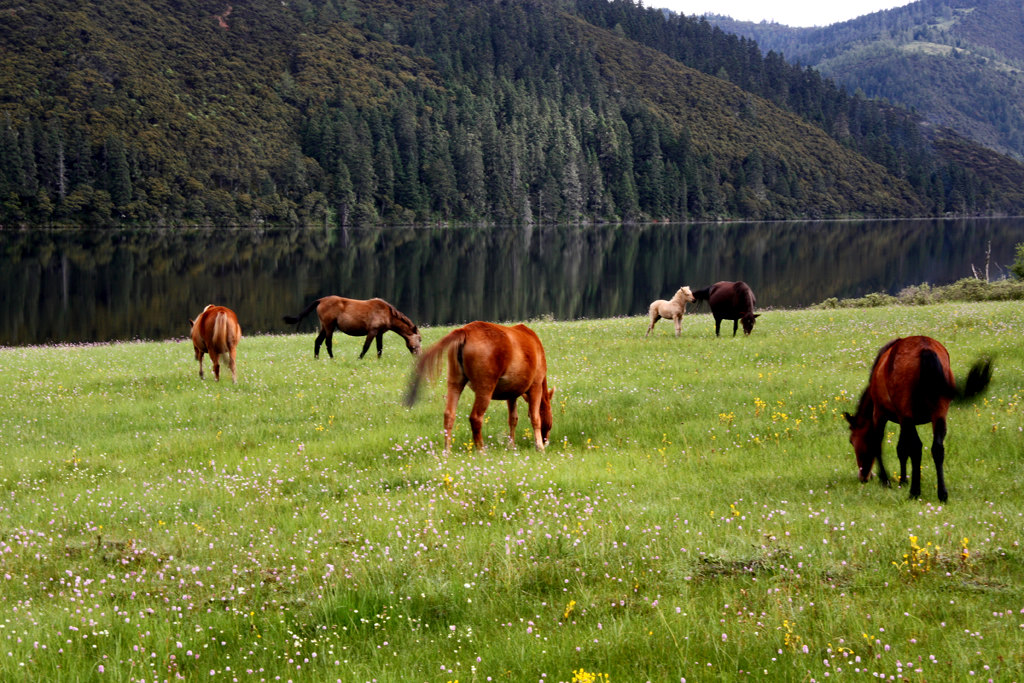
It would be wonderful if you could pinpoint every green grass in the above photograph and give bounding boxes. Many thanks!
[1,302,1023,682]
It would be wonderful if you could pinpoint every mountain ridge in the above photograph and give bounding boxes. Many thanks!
[701,0,1024,162]
[1,0,1023,226]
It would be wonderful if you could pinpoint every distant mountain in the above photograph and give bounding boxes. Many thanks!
[2,0,1024,226]
[704,0,1024,163]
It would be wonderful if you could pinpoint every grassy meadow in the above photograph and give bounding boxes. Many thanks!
[1,301,1023,682]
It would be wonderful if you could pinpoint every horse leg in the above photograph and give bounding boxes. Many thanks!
[324,331,335,359]
[212,353,221,381]
[714,316,722,336]
[732,319,739,337]
[197,353,205,380]
[645,313,659,338]
[358,333,375,359]
[897,422,923,498]
[506,397,519,447]
[467,389,494,450]
[673,314,681,337]
[931,416,948,502]
[526,388,546,450]
[894,424,913,488]
[314,330,326,359]
[868,422,890,487]
[443,381,466,453]
[375,333,384,358]
[228,347,238,383]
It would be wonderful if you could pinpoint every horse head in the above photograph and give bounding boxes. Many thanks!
[843,408,876,482]
[406,330,422,355]
[741,312,760,335]
[671,286,695,305]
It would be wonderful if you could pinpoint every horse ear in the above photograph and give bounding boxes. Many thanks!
[842,411,854,425]
[188,318,194,327]
[754,314,761,318]
[547,387,555,400]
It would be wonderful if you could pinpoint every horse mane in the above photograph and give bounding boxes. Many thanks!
[736,281,756,311]
[669,286,692,305]
[849,338,900,423]
[387,302,418,333]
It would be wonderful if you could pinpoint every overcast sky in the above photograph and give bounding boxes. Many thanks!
[650,0,915,27]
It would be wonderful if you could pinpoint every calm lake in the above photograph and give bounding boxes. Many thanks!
[1,219,1021,346]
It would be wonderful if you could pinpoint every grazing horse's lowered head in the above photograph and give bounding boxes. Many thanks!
[189,304,242,382]
[843,336,992,502]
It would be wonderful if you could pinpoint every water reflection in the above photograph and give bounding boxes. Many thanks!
[1,219,1020,345]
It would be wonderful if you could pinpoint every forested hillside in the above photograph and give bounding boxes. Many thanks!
[707,0,1024,163]
[2,0,1024,227]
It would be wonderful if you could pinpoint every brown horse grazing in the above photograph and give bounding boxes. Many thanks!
[645,286,696,338]
[405,321,554,452]
[283,296,421,359]
[844,336,992,502]
[189,305,242,382]
[691,281,760,336]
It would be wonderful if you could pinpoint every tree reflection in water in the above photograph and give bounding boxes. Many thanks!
[0,219,1019,345]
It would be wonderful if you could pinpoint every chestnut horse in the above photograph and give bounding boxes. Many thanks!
[283,296,421,359]
[692,281,760,336]
[189,305,242,382]
[645,286,696,338]
[844,336,992,501]
[405,321,554,452]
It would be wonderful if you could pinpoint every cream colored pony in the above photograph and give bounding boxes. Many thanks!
[645,286,696,338]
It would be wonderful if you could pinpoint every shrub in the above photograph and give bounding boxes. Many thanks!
[816,277,1024,308]
[897,284,934,305]
[1012,242,1024,280]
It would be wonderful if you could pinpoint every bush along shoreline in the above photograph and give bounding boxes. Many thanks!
[816,277,1024,309]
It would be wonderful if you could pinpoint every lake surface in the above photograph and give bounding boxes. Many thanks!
[1,219,1021,346]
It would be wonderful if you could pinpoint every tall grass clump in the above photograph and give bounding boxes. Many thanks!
[0,301,1022,681]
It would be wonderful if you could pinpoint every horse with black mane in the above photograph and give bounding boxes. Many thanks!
[691,281,759,336]
[405,321,554,453]
[844,335,992,502]
[284,296,421,359]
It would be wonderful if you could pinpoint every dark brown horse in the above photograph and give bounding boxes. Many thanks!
[844,336,992,502]
[189,305,242,382]
[405,321,554,452]
[284,296,421,359]
[691,281,759,336]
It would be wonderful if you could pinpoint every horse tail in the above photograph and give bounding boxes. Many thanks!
[956,356,993,402]
[283,299,321,325]
[404,328,466,407]
[690,286,710,312]
[917,348,992,404]
[917,348,955,405]
[211,312,232,357]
